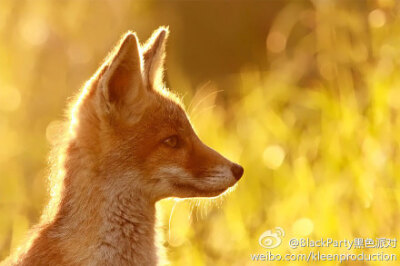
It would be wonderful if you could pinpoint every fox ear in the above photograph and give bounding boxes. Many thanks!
[99,32,145,115]
[143,27,169,88]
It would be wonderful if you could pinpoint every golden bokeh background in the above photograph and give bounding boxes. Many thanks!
[1,0,400,265]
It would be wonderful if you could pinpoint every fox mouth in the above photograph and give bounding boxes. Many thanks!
[172,182,231,197]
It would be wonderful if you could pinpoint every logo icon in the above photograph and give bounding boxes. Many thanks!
[259,227,285,249]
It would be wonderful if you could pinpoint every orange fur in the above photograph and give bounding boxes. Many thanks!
[1,27,243,266]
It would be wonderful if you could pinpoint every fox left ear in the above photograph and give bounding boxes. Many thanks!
[143,26,169,88]
[96,32,147,122]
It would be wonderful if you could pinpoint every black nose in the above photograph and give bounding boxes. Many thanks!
[231,163,244,180]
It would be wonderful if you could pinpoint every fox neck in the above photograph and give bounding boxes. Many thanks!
[48,140,158,265]
[95,188,157,265]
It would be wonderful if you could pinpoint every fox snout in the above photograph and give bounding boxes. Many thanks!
[161,136,245,198]
[231,163,244,180]
[192,138,244,181]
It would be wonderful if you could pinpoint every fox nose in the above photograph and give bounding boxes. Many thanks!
[231,163,244,180]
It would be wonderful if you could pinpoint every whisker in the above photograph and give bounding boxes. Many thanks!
[189,89,223,117]
[168,200,178,242]
[191,105,217,121]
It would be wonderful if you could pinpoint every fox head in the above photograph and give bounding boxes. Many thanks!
[70,27,243,201]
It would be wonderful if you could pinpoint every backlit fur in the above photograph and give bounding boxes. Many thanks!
[1,27,243,266]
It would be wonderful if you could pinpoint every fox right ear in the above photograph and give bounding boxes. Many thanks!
[143,27,169,89]
[98,32,145,117]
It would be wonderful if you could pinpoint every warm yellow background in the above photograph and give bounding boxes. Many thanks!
[1,0,400,265]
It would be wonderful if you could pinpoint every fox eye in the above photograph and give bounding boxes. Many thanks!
[163,135,179,148]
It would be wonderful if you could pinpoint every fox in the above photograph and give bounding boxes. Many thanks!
[1,27,244,266]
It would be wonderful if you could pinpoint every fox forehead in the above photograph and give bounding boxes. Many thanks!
[140,92,192,134]
[110,91,193,153]
[111,94,195,168]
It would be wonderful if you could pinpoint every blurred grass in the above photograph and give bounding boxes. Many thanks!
[1,0,400,265]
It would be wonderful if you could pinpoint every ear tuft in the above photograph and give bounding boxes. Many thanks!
[143,26,169,88]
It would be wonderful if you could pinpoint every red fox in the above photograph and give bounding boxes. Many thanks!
[2,27,243,266]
